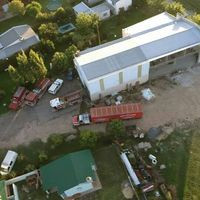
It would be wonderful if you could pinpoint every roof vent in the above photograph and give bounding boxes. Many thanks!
[19,36,24,41]
[86,176,93,183]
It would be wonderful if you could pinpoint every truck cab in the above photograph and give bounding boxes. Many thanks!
[72,113,91,126]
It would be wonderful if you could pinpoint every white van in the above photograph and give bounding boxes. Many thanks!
[0,151,18,175]
[48,79,63,95]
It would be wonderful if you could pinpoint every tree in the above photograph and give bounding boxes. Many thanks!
[189,14,200,25]
[107,120,125,139]
[8,50,47,85]
[40,39,55,55]
[65,45,78,66]
[80,130,98,148]
[51,52,68,74]
[54,7,67,24]
[9,0,25,15]
[36,12,54,22]
[38,23,59,40]
[29,50,47,81]
[164,2,185,16]
[25,1,42,17]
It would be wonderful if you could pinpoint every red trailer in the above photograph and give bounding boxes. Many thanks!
[72,103,143,126]
[25,78,51,106]
[9,87,28,110]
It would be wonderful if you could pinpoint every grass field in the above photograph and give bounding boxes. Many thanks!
[0,71,16,114]
[178,0,200,13]
[156,130,192,199]
[183,131,200,200]
[94,146,127,200]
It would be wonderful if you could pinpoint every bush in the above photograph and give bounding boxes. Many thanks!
[47,134,65,149]
[9,0,25,15]
[25,164,35,172]
[80,130,98,148]
[189,14,200,25]
[0,90,5,101]
[38,151,48,163]
[107,120,125,139]
[164,2,185,16]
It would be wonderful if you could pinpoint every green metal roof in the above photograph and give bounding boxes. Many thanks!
[40,150,96,195]
[0,180,6,200]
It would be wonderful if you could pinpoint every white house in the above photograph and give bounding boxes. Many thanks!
[106,0,132,15]
[0,25,40,60]
[74,12,200,101]
[73,2,110,20]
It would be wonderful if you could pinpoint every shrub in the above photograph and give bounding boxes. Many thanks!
[9,0,25,15]
[47,134,65,149]
[80,130,98,148]
[107,120,125,139]
[38,151,48,163]
[164,2,185,16]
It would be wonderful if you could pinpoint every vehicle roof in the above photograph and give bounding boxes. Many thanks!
[35,78,51,90]
[25,91,38,101]
[13,87,26,98]
[90,103,142,118]
[1,151,17,166]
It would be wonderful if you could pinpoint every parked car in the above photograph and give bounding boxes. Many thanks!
[48,79,63,95]
[0,150,18,175]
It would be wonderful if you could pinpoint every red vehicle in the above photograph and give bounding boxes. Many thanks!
[9,87,28,110]
[72,103,143,126]
[25,78,51,106]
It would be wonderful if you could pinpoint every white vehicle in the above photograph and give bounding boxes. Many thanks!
[48,79,63,95]
[0,151,18,175]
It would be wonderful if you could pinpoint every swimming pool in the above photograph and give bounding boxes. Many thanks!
[58,23,76,34]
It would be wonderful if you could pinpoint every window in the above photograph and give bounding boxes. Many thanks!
[99,79,105,91]
[138,65,142,78]
[119,72,123,84]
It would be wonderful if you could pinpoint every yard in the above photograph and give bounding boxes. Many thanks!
[0,135,128,200]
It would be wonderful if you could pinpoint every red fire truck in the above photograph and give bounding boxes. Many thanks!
[9,87,28,110]
[25,78,51,106]
[72,103,143,126]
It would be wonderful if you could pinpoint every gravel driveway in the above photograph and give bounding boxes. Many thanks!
[1,66,200,147]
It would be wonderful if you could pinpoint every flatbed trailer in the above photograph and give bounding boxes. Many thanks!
[50,89,82,111]
[73,103,143,126]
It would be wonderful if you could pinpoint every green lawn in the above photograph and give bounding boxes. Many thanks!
[177,0,200,13]
[0,71,16,114]
[94,146,127,200]
[156,130,192,199]
[183,131,200,200]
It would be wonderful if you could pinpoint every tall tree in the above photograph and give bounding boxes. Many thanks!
[51,52,68,74]
[38,23,59,40]
[9,0,25,15]
[25,1,42,17]
[29,50,47,81]
[65,45,78,66]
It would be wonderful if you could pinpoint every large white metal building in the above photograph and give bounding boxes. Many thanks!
[74,12,200,101]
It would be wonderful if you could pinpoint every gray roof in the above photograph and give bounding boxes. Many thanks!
[0,25,40,60]
[82,46,146,80]
[92,2,110,13]
[76,15,200,81]
[73,2,93,14]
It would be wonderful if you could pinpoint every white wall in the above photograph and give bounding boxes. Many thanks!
[115,0,132,15]
[87,62,150,100]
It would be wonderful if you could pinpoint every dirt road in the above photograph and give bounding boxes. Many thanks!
[1,66,200,147]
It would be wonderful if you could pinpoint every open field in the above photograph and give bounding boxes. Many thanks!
[183,131,200,200]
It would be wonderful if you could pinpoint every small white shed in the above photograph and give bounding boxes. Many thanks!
[91,3,111,20]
